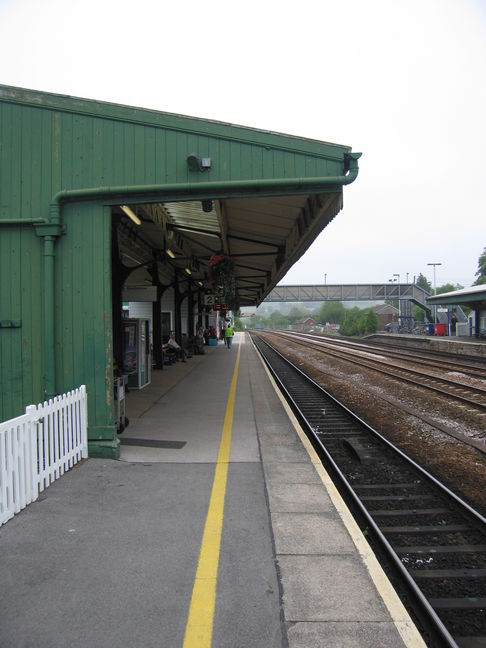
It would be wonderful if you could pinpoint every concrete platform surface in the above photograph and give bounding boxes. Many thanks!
[0,333,425,648]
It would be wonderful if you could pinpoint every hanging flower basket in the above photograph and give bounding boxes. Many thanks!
[208,255,236,309]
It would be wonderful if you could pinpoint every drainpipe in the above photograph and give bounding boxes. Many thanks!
[32,206,63,397]
[43,236,56,397]
[48,156,361,212]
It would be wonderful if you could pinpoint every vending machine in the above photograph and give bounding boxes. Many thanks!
[122,318,151,389]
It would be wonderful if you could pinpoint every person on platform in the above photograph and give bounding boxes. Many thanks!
[168,332,188,362]
[225,321,234,349]
[195,325,205,354]
[450,311,458,335]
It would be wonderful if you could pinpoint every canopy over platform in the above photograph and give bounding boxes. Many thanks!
[0,84,360,455]
[427,285,486,338]
[427,284,486,307]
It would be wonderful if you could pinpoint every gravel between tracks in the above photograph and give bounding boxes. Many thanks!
[259,332,486,517]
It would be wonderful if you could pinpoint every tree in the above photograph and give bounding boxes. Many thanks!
[233,310,243,331]
[413,305,426,322]
[268,310,289,328]
[437,283,463,295]
[318,301,346,325]
[341,307,378,336]
[474,247,486,285]
[416,273,432,293]
[364,308,378,333]
[287,306,306,324]
[253,314,266,326]
[340,307,360,336]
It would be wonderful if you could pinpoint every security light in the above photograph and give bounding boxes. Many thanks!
[187,154,202,172]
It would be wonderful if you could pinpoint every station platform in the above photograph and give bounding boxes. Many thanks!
[368,332,486,357]
[0,333,425,648]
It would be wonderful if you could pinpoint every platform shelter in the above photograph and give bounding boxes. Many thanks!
[427,285,486,337]
[0,85,360,457]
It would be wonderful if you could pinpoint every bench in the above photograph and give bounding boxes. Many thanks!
[162,344,177,364]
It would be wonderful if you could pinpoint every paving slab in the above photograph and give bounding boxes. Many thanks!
[271,512,357,554]
[259,441,311,463]
[286,621,408,648]
[278,554,395,623]
[266,482,336,513]
[264,461,322,484]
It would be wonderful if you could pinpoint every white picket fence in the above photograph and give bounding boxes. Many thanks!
[0,385,88,527]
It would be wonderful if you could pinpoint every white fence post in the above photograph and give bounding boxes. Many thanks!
[25,405,39,506]
[80,385,88,459]
[0,385,88,527]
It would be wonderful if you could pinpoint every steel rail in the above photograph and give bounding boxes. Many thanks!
[269,330,486,412]
[265,345,486,455]
[292,331,486,380]
[274,330,486,392]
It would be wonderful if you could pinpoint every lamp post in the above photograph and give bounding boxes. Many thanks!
[393,273,401,326]
[427,262,442,323]
[324,274,327,285]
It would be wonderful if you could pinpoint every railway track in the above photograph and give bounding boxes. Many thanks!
[252,333,486,648]
[298,331,486,381]
[266,330,486,414]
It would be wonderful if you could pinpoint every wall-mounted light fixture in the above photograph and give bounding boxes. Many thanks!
[187,153,211,172]
[166,248,176,259]
[197,281,203,287]
[120,205,141,226]
[185,267,192,276]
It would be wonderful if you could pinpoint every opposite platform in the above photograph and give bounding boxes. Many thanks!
[0,333,425,647]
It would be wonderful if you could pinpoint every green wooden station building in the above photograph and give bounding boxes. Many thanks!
[0,85,361,458]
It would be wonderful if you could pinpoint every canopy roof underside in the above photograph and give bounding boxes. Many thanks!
[117,191,344,307]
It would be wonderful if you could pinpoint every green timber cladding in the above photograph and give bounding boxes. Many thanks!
[0,85,360,458]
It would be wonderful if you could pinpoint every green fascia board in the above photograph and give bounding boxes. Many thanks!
[427,286,486,306]
[427,294,486,306]
[0,84,351,162]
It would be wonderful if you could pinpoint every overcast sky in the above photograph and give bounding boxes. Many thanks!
[1,0,485,288]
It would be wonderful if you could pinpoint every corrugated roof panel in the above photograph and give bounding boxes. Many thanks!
[163,201,220,233]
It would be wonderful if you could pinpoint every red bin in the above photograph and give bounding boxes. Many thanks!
[434,323,446,336]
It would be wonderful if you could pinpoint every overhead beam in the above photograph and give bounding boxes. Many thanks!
[227,234,280,248]
[232,252,279,257]
[167,223,221,239]
[214,200,229,255]
[174,232,218,254]
[233,262,268,273]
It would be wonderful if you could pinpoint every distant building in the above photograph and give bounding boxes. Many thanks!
[373,304,399,331]
[297,317,317,331]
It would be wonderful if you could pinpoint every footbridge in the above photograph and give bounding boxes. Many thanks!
[264,283,432,318]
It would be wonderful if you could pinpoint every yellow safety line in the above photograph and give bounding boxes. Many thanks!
[182,343,241,648]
